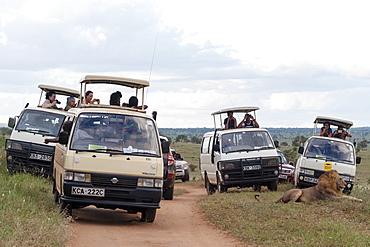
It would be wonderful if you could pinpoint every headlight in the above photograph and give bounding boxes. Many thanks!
[341,175,354,182]
[64,171,74,181]
[182,163,189,170]
[155,179,163,188]
[262,157,280,166]
[138,178,163,188]
[74,173,91,183]
[64,172,91,182]
[7,140,23,151]
[219,161,239,170]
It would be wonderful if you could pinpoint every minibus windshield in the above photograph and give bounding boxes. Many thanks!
[15,109,65,137]
[304,138,355,164]
[221,131,274,153]
[70,113,161,156]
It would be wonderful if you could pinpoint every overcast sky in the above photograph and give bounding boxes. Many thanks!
[1,0,370,128]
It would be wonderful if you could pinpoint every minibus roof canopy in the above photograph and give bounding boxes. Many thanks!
[80,75,149,89]
[211,106,259,116]
[314,116,353,129]
[38,84,80,98]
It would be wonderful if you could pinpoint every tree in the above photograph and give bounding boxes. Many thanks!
[358,139,368,150]
[292,135,308,147]
[190,136,202,144]
[175,134,188,142]
[282,147,299,164]
[280,142,289,147]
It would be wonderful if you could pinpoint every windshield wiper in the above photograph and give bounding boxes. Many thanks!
[93,148,122,152]
[255,146,272,150]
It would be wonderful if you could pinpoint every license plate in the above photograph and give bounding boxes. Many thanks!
[71,187,105,197]
[176,172,183,176]
[303,177,318,184]
[243,165,261,171]
[29,153,52,161]
[279,174,287,179]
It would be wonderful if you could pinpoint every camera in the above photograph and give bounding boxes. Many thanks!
[55,100,61,104]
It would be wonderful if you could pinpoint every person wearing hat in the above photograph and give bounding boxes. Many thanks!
[110,91,122,106]
[238,113,259,128]
[64,97,76,111]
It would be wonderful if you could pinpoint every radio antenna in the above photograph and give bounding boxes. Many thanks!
[146,32,158,102]
[148,32,158,83]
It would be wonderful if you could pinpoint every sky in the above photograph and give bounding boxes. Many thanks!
[1,0,370,128]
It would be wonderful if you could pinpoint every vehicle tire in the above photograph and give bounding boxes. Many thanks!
[253,184,261,192]
[59,200,72,216]
[205,174,216,195]
[268,180,278,191]
[163,186,174,200]
[343,189,351,195]
[217,176,227,193]
[182,171,190,182]
[141,208,156,223]
[52,181,59,203]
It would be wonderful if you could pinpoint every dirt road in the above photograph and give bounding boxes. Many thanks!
[67,183,244,247]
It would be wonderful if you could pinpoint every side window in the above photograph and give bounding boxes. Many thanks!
[201,136,211,154]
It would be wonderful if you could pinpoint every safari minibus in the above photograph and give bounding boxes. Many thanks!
[53,75,166,223]
[6,85,79,176]
[200,107,280,194]
[294,116,361,194]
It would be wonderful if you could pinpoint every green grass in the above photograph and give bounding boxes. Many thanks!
[173,141,370,246]
[0,135,70,246]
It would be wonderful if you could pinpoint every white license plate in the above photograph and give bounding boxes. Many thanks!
[29,153,52,161]
[303,177,318,184]
[243,165,261,171]
[279,174,288,179]
[71,187,105,197]
[176,172,183,176]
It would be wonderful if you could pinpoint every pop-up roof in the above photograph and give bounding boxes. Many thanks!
[314,116,353,129]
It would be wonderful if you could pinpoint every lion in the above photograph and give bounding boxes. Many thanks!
[275,170,362,203]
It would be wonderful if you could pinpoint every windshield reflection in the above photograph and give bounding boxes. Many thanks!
[304,138,354,164]
[221,131,274,153]
[15,110,65,137]
[70,113,160,156]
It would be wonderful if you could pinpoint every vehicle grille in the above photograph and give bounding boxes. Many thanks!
[6,140,55,176]
[91,174,138,189]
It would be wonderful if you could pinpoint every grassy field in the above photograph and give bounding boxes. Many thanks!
[2,135,370,246]
[0,135,70,246]
[173,141,370,247]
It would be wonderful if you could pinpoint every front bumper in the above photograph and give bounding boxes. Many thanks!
[61,180,161,210]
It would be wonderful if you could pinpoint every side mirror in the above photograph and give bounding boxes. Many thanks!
[8,117,15,128]
[289,161,294,166]
[274,140,280,148]
[213,144,220,152]
[161,140,170,153]
[59,131,70,145]
[298,146,304,154]
[356,156,361,164]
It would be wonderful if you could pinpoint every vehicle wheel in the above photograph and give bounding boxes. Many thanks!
[253,185,261,192]
[52,181,59,203]
[343,189,351,195]
[141,208,156,223]
[217,177,227,193]
[59,200,72,216]
[163,186,174,200]
[182,172,190,182]
[205,174,216,195]
[268,180,278,191]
